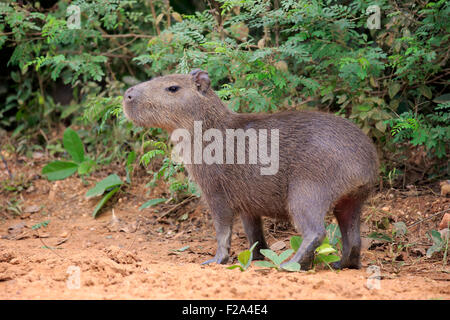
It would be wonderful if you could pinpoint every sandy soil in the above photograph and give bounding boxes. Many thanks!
[0,155,449,300]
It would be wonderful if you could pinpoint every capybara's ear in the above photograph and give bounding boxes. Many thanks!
[190,69,210,94]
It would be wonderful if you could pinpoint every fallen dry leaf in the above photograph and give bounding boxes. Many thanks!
[24,205,40,213]
[439,213,450,230]
[270,240,286,251]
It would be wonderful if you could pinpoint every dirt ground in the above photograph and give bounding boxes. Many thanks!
[0,155,449,300]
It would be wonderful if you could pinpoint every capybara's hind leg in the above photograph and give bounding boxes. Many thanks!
[332,195,363,269]
[283,183,329,270]
[240,214,269,260]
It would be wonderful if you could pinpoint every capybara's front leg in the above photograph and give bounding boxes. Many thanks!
[201,196,234,265]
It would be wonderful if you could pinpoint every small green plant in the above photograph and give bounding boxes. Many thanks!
[313,238,341,270]
[0,174,31,194]
[254,229,342,272]
[291,234,341,270]
[254,246,301,272]
[142,140,200,200]
[85,174,123,218]
[32,220,50,230]
[368,221,415,267]
[5,198,23,216]
[125,151,136,184]
[227,242,259,272]
[427,229,449,267]
[42,128,96,181]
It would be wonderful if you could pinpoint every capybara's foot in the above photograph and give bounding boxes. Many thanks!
[331,259,361,270]
[201,254,229,265]
[252,251,265,261]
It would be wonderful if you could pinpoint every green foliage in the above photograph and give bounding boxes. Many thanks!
[125,151,136,184]
[387,101,450,159]
[42,160,79,181]
[367,221,409,243]
[32,220,50,230]
[426,230,448,260]
[313,238,341,269]
[85,174,123,198]
[142,139,199,200]
[1,174,31,194]
[41,128,96,180]
[227,242,259,272]
[85,174,123,218]
[289,234,341,270]
[139,198,167,211]
[254,248,300,272]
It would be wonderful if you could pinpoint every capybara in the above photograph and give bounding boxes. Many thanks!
[123,69,379,270]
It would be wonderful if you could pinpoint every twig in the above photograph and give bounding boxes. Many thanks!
[36,229,66,260]
[125,220,142,252]
[0,153,13,179]
[149,0,160,35]
[407,208,450,229]
[101,33,153,39]
[156,196,197,221]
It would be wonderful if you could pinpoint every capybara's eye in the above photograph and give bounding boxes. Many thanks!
[166,85,180,93]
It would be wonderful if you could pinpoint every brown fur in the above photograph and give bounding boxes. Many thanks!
[123,69,379,270]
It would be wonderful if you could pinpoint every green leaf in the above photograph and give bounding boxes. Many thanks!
[139,198,167,210]
[226,265,244,271]
[32,220,50,230]
[42,161,78,181]
[290,236,303,252]
[172,245,190,252]
[389,83,401,99]
[315,243,337,255]
[60,104,79,119]
[92,186,120,218]
[315,254,341,265]
[238,250,252,269]
[278,249,294,263]
[426,244,443,258]
[281,261,301,272]
[375,120,387,133]
[249,241,259,253]
[254,261,277,268]
[126,151,136,183]
[85,174,123,198]
[259,249,282,265]
[429,229,443,245]
[433,93,450,103]
[77,159,96,175]
[367,232,393,243]
[393,222,408,236]
[63,128,85,163]
[419,85,432,99]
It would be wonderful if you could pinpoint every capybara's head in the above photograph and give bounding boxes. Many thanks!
[123,69,213,131]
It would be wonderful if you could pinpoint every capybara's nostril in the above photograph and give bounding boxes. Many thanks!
[125,87,135,102]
